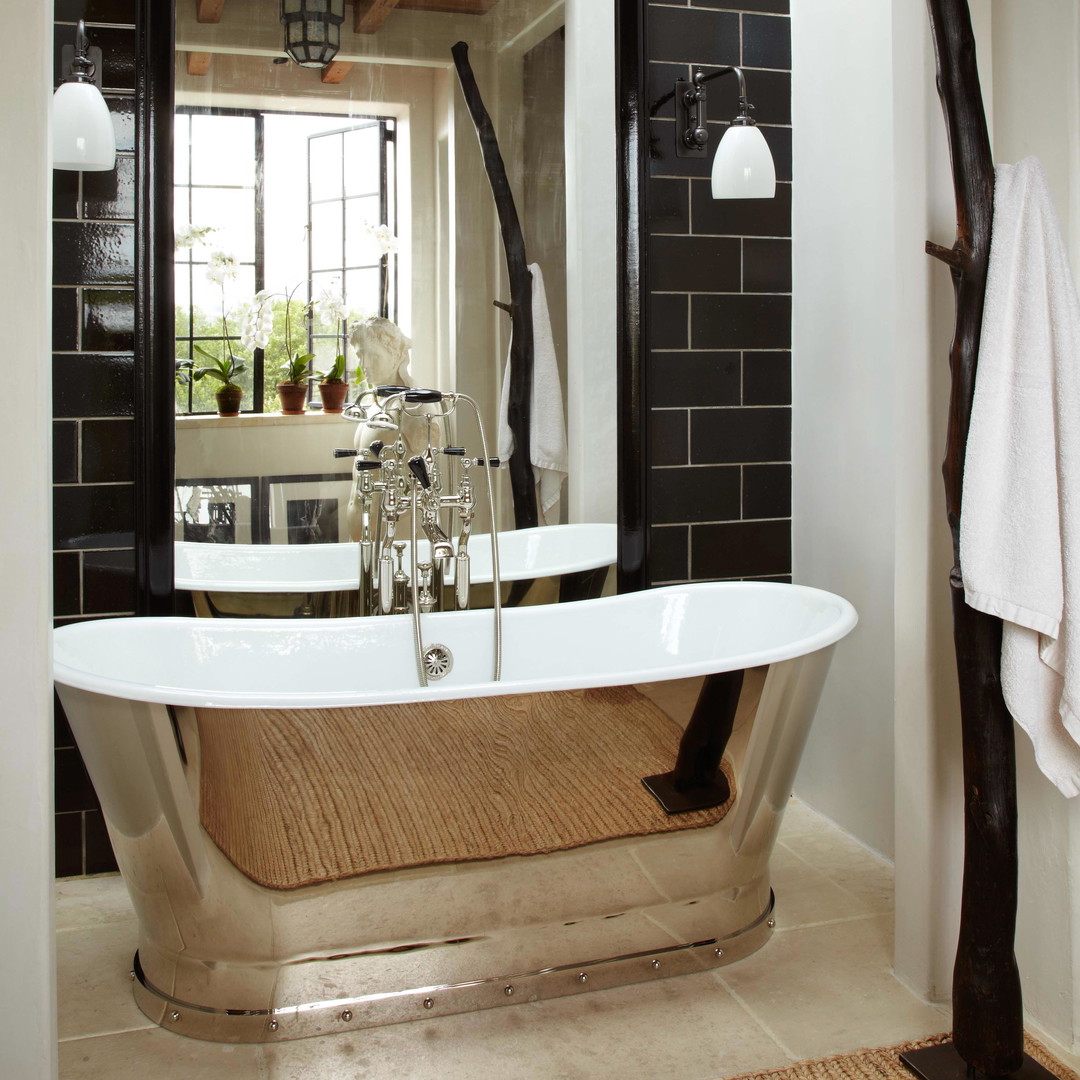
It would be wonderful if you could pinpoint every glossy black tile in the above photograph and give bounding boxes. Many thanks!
[83,154,135,220]
[648,61,689,120]
[82,419,134,483]
[691,179,791,237]
[691,519,790,578]
[55,813,83,878]
[54,421,79,484]
[743,350,790,405]
[742,13,791,70]
[106,95,135,153]
[690,0,788,12]
[55,0,137,23]
[53,170,79,221]
[646,7,740,66]
[54,25,136,91]
[761,126,792,183]
[83,549,136,614]
[82,289,135,351]
[53,288,79,351]
[743,463,791,518]
[691,293,791,349]
[745,69,791,126]
[651,464,740,524]
[54,552,82,618]
[743,238,792,292]
[53,222,136,287]
[53,354,135,418]
[649,292,689,350]
[55,747,99,813]
[649,235,740,293]
[647,177,690,233]
[650,409,689,466]
[649,525,690,583]
[53,485,135,550]
[690,405,790,463]
[84,811,118,875]
[651,351,740,408]
[55,693,76,750]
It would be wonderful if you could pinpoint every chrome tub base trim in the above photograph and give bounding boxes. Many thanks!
[133,894,776,1043]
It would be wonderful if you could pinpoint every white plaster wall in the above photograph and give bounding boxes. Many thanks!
[0,1,58,1075]
[791,0,902,859]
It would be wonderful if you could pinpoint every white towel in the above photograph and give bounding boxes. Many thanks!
[960,157,1080,797]
[498,264,569,525]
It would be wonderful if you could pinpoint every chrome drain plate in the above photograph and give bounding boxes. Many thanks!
[423,644,453,680]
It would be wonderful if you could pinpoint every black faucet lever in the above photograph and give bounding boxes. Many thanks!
[408,456,432,489]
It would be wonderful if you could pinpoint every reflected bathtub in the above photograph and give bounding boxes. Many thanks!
[53,581,856,1043]
[174,522,616,617]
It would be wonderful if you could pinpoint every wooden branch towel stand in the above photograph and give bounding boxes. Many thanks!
[902,4,1058,1079]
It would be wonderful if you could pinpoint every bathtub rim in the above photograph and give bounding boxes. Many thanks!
[174,523,618,593]
[53,581,857,710]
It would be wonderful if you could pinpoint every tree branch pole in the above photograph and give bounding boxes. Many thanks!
[901,3,1052,1078]
[451,41,539,531]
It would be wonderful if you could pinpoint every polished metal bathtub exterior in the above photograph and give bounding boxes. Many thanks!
[56,644,835,1044]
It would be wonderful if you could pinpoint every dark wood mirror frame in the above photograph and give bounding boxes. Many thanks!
[131,0,649,617]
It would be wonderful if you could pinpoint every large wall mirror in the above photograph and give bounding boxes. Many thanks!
[158,0,626,614]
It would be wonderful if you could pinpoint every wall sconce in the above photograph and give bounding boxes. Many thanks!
[280,0,346,68]
[53,21,116,172]
[675,67,776,199]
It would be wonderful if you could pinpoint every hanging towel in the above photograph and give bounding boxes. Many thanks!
[960,157,1080,797]
[498,263,569,525]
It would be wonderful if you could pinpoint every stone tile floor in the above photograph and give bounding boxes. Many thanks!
[57,799,949,1080]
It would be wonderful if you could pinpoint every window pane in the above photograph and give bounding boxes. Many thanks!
[309,132,342,203]
[345,195,383,266]
[190,188,256,262]
[174,268,191,337]
[310,200,344,272]
[174,115,191,184]
[190,114,256,187]
[343,125,380,197]
[190,264,256,337]
[345,267,380,320]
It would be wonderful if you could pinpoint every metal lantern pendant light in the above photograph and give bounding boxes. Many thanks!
[280,0,346,68]
[53,21,116,172]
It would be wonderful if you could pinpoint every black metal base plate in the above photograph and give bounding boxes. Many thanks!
[641,771,731,814]
[900,1042,1060,1080]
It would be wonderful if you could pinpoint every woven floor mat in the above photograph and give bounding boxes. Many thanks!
[723,1034,1079,1080]
[196,684,735,889]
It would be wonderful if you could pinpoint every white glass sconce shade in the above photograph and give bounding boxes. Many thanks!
[710,123,776,200]
[53,80,116,172]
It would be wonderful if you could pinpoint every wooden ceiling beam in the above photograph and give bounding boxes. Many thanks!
[353,0,401,34]
[320,61,353,84]
[187,52,212,76]
[196,0,226,24]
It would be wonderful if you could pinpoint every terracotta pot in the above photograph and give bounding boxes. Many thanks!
[277,382,308,415]
[318,380,349,413]
[215,387,243,417]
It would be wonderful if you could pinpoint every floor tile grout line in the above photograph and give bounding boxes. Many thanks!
[776,835,895,914]
[711,971,802,1063]
[59,1023,157,1044]
[772,910,885,934]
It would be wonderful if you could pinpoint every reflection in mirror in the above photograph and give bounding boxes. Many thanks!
[172,0,617,612]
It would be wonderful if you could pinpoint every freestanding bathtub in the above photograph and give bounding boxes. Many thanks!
[174,522,616,617]
[53,582,856,1043]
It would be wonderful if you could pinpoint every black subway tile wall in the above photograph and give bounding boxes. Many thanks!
[646,2,791,585]
[52,3,135,876]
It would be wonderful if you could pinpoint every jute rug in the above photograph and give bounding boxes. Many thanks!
[724,1034,1078,1080]
[196,684,736,890]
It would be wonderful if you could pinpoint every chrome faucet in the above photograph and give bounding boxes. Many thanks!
[336,386,503,684]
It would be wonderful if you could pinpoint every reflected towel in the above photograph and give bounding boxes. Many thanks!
[498,264,569,524]
[960,157,1080,796]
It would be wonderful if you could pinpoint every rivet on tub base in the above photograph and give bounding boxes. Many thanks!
[131,895,775,1044]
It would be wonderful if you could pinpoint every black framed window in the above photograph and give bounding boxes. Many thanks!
[174,107,396,414]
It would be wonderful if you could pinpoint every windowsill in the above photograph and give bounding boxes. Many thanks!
[175,411,348,430]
